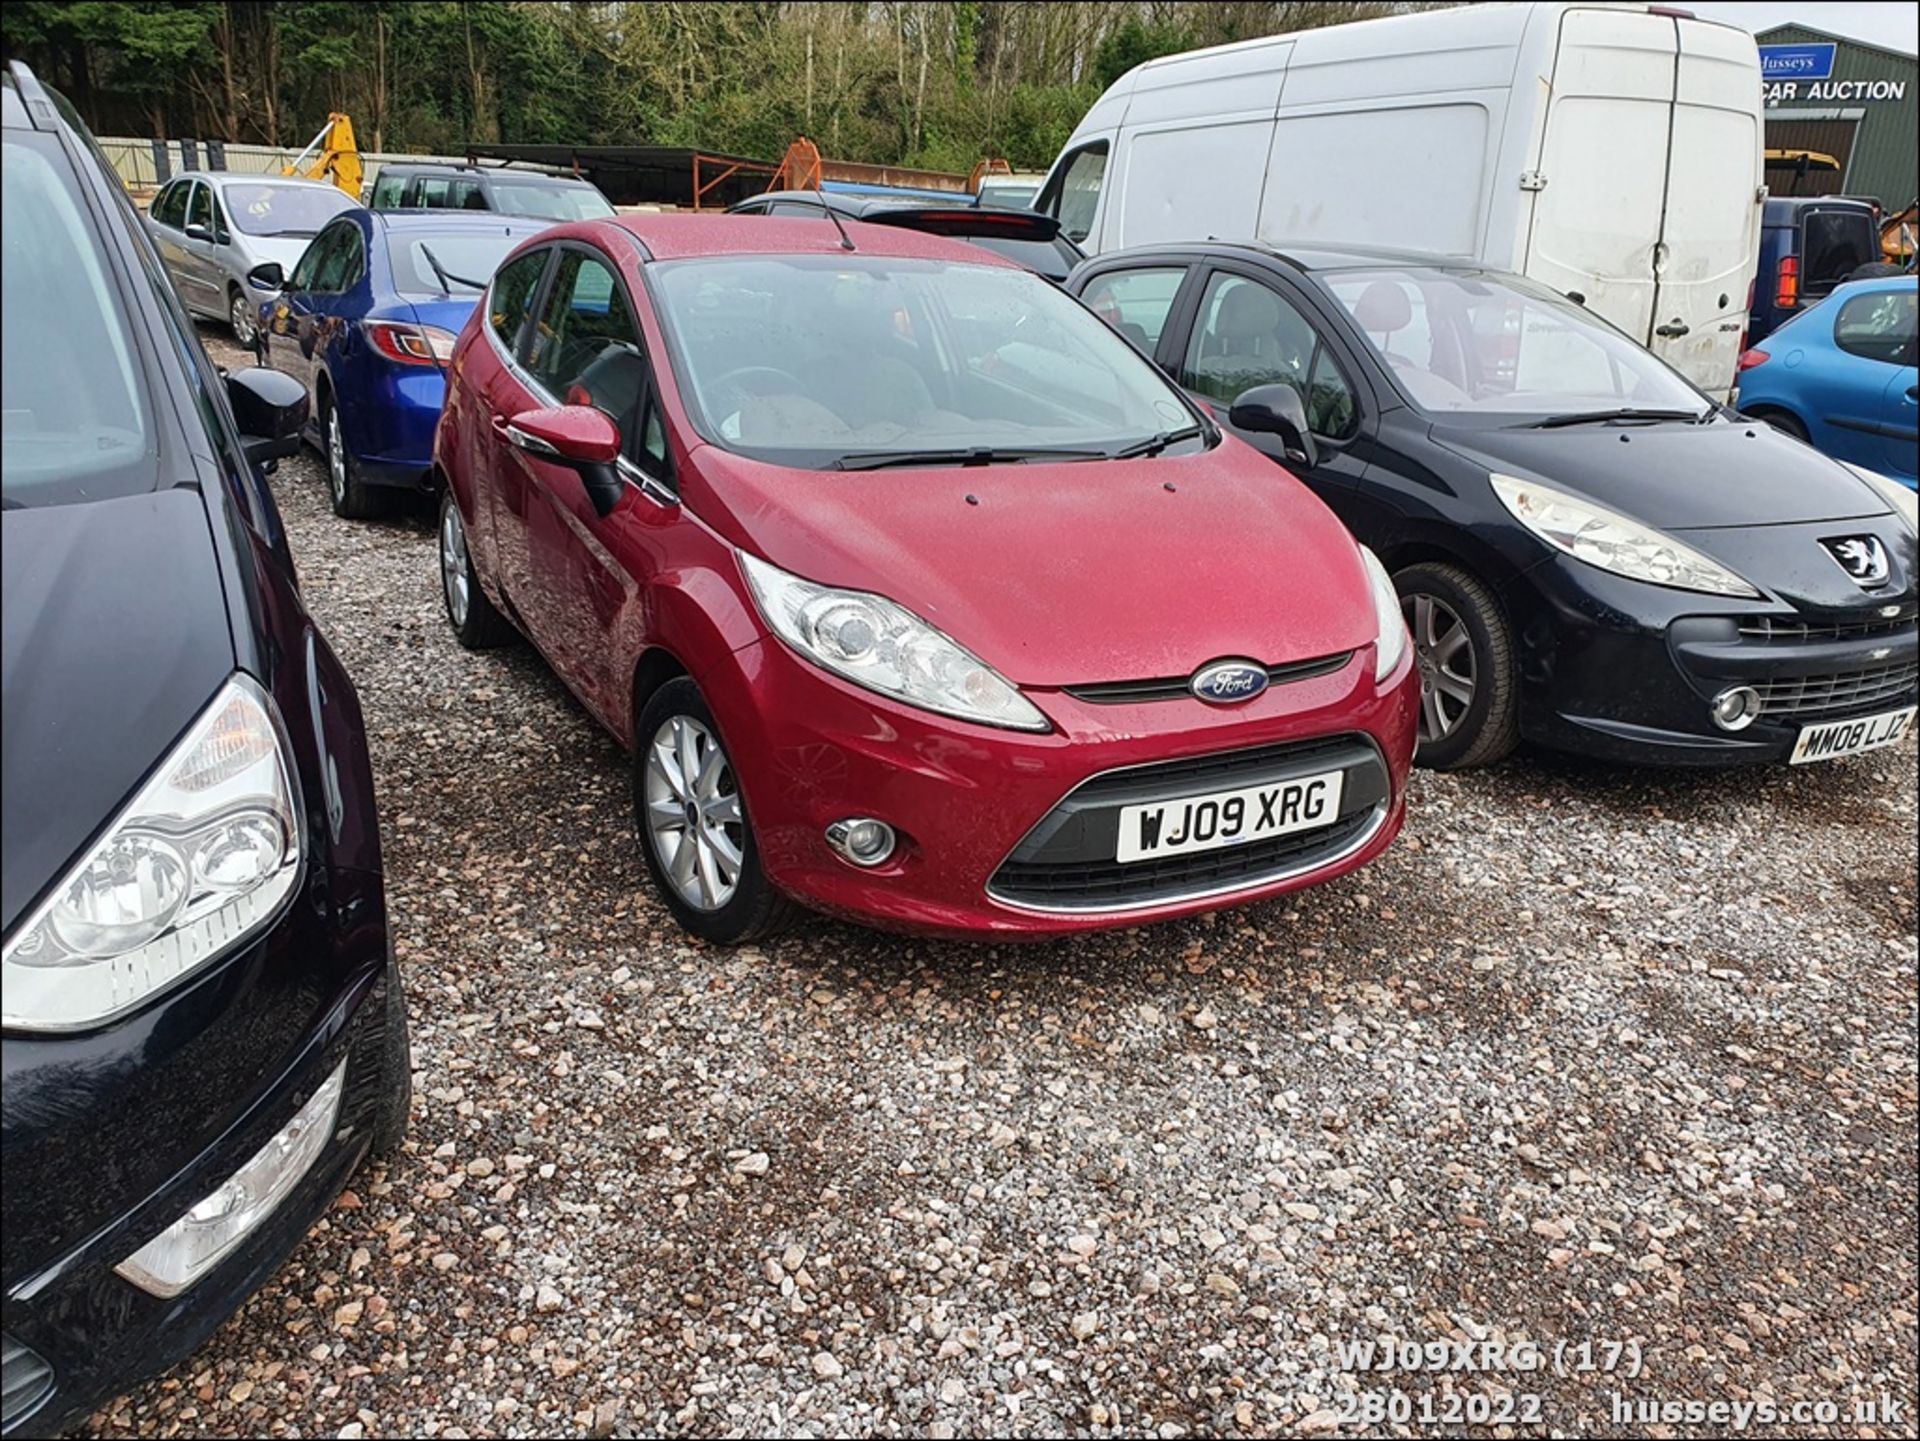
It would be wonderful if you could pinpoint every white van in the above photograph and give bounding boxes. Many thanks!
[1036,2,1765,395]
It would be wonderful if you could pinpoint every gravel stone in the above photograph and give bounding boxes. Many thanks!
[77,325,1920,1439]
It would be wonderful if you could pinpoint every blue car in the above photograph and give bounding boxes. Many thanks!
[1735,276,1918,488]
[257,209,551,517]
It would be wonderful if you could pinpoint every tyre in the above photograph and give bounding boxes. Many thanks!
[633,677,800,945]
[369,962,413,1159]
[1756,409,1809,443]
[438,488,515,649]
[321,395,384,520]
[227,286,258,348]
[1394,561,1520,770]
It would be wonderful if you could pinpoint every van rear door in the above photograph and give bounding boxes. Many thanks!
[1646,17,1763,396]
[1523,10,1761,395]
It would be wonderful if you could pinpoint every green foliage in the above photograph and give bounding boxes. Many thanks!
[1,0,1426,169]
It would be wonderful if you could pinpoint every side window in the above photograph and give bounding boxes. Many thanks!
[450,179,490,210]
[1834,288,1917,366]
[152,181,187,229]
[1181,272,1358,439]
[206,186,230,243]
[1080,266,1186,354]
[286,225,334,291]
[767,201,822,217]
[333,226,366,291]
[488,247,550,354]
[186,181,212,235]
[1039,142,1107,245]
[415,177,452,208]
[304,222,363,294]
[370,171,405,209]
[527,249,649,433]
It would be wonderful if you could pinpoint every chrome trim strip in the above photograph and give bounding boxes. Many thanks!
[985,801,1390,916]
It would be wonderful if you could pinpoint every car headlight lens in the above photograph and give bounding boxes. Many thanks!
[2,675,301,1032]
[1842,461,1918,536]
[1358,545,1409,682]
[1490,473,1761,598]
[740,552,1050,731]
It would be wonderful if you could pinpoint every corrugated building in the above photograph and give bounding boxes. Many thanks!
[1758,23,1917,208]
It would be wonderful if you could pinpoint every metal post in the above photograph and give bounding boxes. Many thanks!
[179,138,199,172]
[151,138,171,185]
[207,138,226,171]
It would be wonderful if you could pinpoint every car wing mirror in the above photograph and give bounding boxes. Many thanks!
[506,405,625,518]
[185,221,213,242]
[226,366,308,469]
[247,261,286,293]
[1228,383,1317,469]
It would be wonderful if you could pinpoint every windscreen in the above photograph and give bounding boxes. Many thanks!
[650,254,1200,468]
[1800,209,1877,293]
[223,182,356,237]
[389,230,539,294]
[487,181,615,221]
[3,133,154,507]
[1323,267,1708,421]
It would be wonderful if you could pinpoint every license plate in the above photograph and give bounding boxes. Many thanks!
[1116,770,1346,863]
[1789,706,1917,764]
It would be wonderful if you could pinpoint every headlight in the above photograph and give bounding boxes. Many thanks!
[1358,545,1409,682]
[740,552,1050,731]
[2,675,301,1032]
[1842,461,1918,537]
[1490,473,1761,598]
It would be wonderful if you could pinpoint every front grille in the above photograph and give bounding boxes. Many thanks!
[989,733,1389,911]
[1065,652,1353,705]
[1740,611,1916,643]
[1754,661,1919,717]
[992,805,1378,907]
[2,1334,54,1432]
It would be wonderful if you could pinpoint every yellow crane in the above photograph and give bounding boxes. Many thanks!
[283,113,362,199]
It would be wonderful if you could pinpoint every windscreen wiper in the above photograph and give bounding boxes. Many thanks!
[419,244,487,294]
[833,445,1108,471]
[1110,423,1207,459]
[1522,407,1710,429]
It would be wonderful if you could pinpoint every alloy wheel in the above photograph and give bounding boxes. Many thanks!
[229,292,256,347]
[643,715,745,912]
[1404,592,1476,744]
[440,501,470,628]
[326,407,347,507]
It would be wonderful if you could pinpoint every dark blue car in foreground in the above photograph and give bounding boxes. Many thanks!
[256,208,549,517]
[1736,276,1918,488]
[3,61,408,1435]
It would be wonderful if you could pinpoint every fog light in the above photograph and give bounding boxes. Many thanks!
[115,1059,346,1298]
[1710,685,1762,732]
[825,818,896,867]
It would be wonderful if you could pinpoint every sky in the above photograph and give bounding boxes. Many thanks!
[1678,2,1919,56]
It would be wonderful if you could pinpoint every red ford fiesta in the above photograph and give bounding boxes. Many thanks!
[432,215,1418,942]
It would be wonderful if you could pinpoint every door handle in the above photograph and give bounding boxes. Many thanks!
[1654,320,1691,338]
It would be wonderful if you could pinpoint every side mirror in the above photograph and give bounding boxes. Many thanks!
[185,222,213,243]
[506,405,625,517]
[226,366,308,468]
[1228,383,1318,469]
[247,262,285,292]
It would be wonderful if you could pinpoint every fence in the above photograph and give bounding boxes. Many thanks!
[94,136,565,194]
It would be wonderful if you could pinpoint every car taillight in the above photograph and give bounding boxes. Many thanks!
[1774,256,1799,310]
[1737,349,1771,371]
[366,320,458,367]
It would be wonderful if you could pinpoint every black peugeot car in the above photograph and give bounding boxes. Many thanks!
[1069,242,1918,769]
[730,189,1085,283]
[2,63,409,1436]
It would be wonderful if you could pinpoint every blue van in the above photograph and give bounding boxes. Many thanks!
[1749,197,1882,345]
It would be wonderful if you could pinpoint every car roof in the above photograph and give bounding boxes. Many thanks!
[163,171,344,192]
[1,73,31,130]
[600,212,1020,268]
[1094,237,1503,274]
[370,210,552,235]
[379,162,593,186]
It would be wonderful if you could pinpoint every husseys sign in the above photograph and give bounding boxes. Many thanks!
[1759,42,1910,106]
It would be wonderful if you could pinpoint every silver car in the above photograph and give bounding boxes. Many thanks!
[145,172,357,346]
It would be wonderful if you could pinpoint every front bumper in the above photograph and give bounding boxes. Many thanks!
[1509,554,1919,766]
[700,637,1419,937]
[0,897,404,1437]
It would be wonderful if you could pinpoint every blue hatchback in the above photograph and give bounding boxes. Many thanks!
[257,209,551,517]
[1734,276,1918,488]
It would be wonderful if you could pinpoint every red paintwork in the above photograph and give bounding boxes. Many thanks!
[436,215,1418,937]
[510,404,621,463]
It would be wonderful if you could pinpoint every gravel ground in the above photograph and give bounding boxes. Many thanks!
[81,327,1919,1438]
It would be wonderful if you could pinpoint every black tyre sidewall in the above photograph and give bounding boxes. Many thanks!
[1394,562,1518,770]
[439,489,513,649]
[632,678,790,945]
